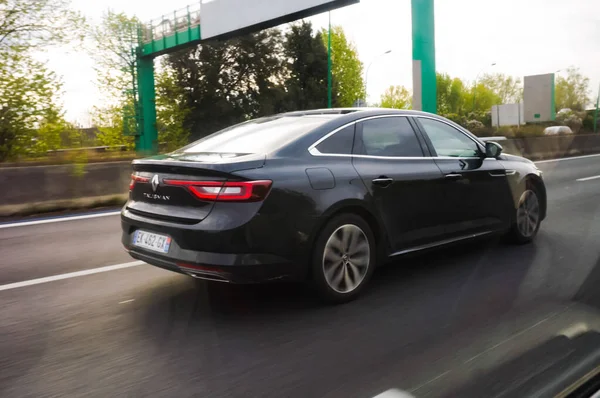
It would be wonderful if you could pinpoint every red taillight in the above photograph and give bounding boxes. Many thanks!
[129,174,149,191]
[163,179,272,202]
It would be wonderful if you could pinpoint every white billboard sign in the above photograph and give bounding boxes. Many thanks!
[201,0,358,40]
[523,73,555,123]
[491,103,524,127]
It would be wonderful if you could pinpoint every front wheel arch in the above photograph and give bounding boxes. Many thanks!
[526,174,547,220]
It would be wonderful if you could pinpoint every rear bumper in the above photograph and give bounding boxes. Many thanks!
[120,199,312,283]
[124,246,300,283]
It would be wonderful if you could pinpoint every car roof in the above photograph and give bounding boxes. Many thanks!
[277,107,436,118]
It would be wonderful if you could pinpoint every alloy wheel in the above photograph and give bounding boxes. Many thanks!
[322,224,370,294]
[517,190,540,238]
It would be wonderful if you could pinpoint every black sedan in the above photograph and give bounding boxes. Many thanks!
[121,108,546,303]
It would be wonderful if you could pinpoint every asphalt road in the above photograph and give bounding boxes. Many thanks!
[2,154,600,398]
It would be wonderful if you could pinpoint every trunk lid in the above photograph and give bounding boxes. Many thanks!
[127,153,265,224]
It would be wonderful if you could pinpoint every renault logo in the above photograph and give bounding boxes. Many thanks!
[151,175,160,192]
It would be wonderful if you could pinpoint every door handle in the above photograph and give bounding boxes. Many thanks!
[445,173,463,180]
[489,171,507,177]
[372,177,394,187]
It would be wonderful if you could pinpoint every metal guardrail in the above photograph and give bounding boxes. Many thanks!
[141,2,202,43]
[47,146,128,154]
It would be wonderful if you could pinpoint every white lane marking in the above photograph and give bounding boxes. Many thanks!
[119,299,135,304]
[535,153,600,164]
[576,174,600,182]
[372,389,415,398]
[0,211,121,230]
[0,261,144,292]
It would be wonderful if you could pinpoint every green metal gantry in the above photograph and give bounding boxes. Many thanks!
[133,3,202,154]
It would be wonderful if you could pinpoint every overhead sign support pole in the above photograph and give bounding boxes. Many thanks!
[136,56,157,154]
[411,0,436,113]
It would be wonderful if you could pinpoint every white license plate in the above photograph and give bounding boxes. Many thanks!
[132,230,172,254]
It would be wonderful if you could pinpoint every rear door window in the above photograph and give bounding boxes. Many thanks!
[354,117,424,157]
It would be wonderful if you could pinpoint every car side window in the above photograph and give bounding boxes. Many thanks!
[354,117,423,157]
[315,125,355,155]
[418,118,481,157]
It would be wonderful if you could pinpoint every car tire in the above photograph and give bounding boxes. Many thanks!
[508,182,542,244]
[310,213,377,304]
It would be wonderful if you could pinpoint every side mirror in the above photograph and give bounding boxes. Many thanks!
[485,141,503,158]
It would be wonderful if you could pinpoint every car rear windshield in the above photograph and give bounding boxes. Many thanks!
[176,115,336,154]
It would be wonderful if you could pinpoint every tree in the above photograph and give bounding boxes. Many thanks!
[281,21,330,111]
[320,26,365,107]
[0,0,83,160]
[0,53,64,161]
[0,0,84,53]
[90,104,135,150]
[89,11,140,106]
[379,85,411,109]
[555,67,590,111]
[167,28,286,141]
[479,73,522,104]
[437,73,467,115]
[468,82,501,114]
[155,64,191,151]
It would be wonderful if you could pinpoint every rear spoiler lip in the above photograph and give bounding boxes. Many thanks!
[131,154,267,174]
[479,136,508,142]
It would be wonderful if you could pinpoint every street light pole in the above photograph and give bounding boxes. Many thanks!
[472,62,496,112]
[327,11,332,108]
[365,50,392,105]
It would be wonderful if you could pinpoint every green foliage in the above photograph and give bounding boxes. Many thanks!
[0,0,84,53]
[479,73,522,104]
[468,83,501,115]
[281,21,330,111]
[0,0,83,161]
[89,11,140,100]
[91,105,135,150]
[155,64,191,151]
[443,113,465,126]
[380,85,411,109]
[437,73,467,115]
[0,53,64,161]
[437,72,520,128]
[88,11,141,148]
[320,26,365,107]
[556,108,584,133]
[29,109,80,156]
[555,67,590,111]
[582,111,596,132]
[166,28,286,141]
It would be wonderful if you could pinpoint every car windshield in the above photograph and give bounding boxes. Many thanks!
[175,115,336,154]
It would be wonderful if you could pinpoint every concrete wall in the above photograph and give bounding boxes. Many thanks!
[0,161,132,206]
[1,134,600,213]
[502,133,600,160]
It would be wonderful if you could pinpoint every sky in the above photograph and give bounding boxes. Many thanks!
[42,0,600,126]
